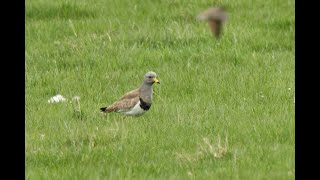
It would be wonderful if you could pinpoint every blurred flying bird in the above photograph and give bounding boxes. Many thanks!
[197,7,228,38]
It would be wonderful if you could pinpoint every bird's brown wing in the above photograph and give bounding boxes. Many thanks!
[100,88,140,113]
[197,7,227,22]
[111,96,140,112]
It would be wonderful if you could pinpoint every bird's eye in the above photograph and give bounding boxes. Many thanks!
[148,76,152,78]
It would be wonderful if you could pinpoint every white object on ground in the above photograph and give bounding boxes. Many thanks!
[48,94,67,103]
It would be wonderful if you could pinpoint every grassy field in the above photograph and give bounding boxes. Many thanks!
[26,0,295,179]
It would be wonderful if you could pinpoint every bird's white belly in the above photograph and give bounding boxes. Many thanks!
[123,101,146,116]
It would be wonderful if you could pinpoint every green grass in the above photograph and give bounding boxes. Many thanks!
[26,0,295,179]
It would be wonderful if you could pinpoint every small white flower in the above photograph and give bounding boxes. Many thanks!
[40,134,45,140]
[187,62,191,69]
[72,96,80,101]
[53,41,61,45]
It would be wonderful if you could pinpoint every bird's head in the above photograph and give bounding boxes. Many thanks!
[144,71,160,85]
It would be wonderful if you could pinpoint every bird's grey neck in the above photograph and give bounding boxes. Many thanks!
[139,83,153,102]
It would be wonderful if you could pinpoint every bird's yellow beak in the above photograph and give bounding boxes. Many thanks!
[153,78,160,84]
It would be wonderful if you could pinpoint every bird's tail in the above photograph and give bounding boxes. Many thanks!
[100,107,107,112]
[100,106,114,113]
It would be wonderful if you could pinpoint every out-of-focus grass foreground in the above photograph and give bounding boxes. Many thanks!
[26,0,295,179]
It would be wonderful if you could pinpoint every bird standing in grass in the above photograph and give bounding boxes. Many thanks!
[100,71,160,116]
[197,7,228,38]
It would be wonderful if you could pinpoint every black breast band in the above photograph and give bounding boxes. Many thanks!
[139,98,151,110]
